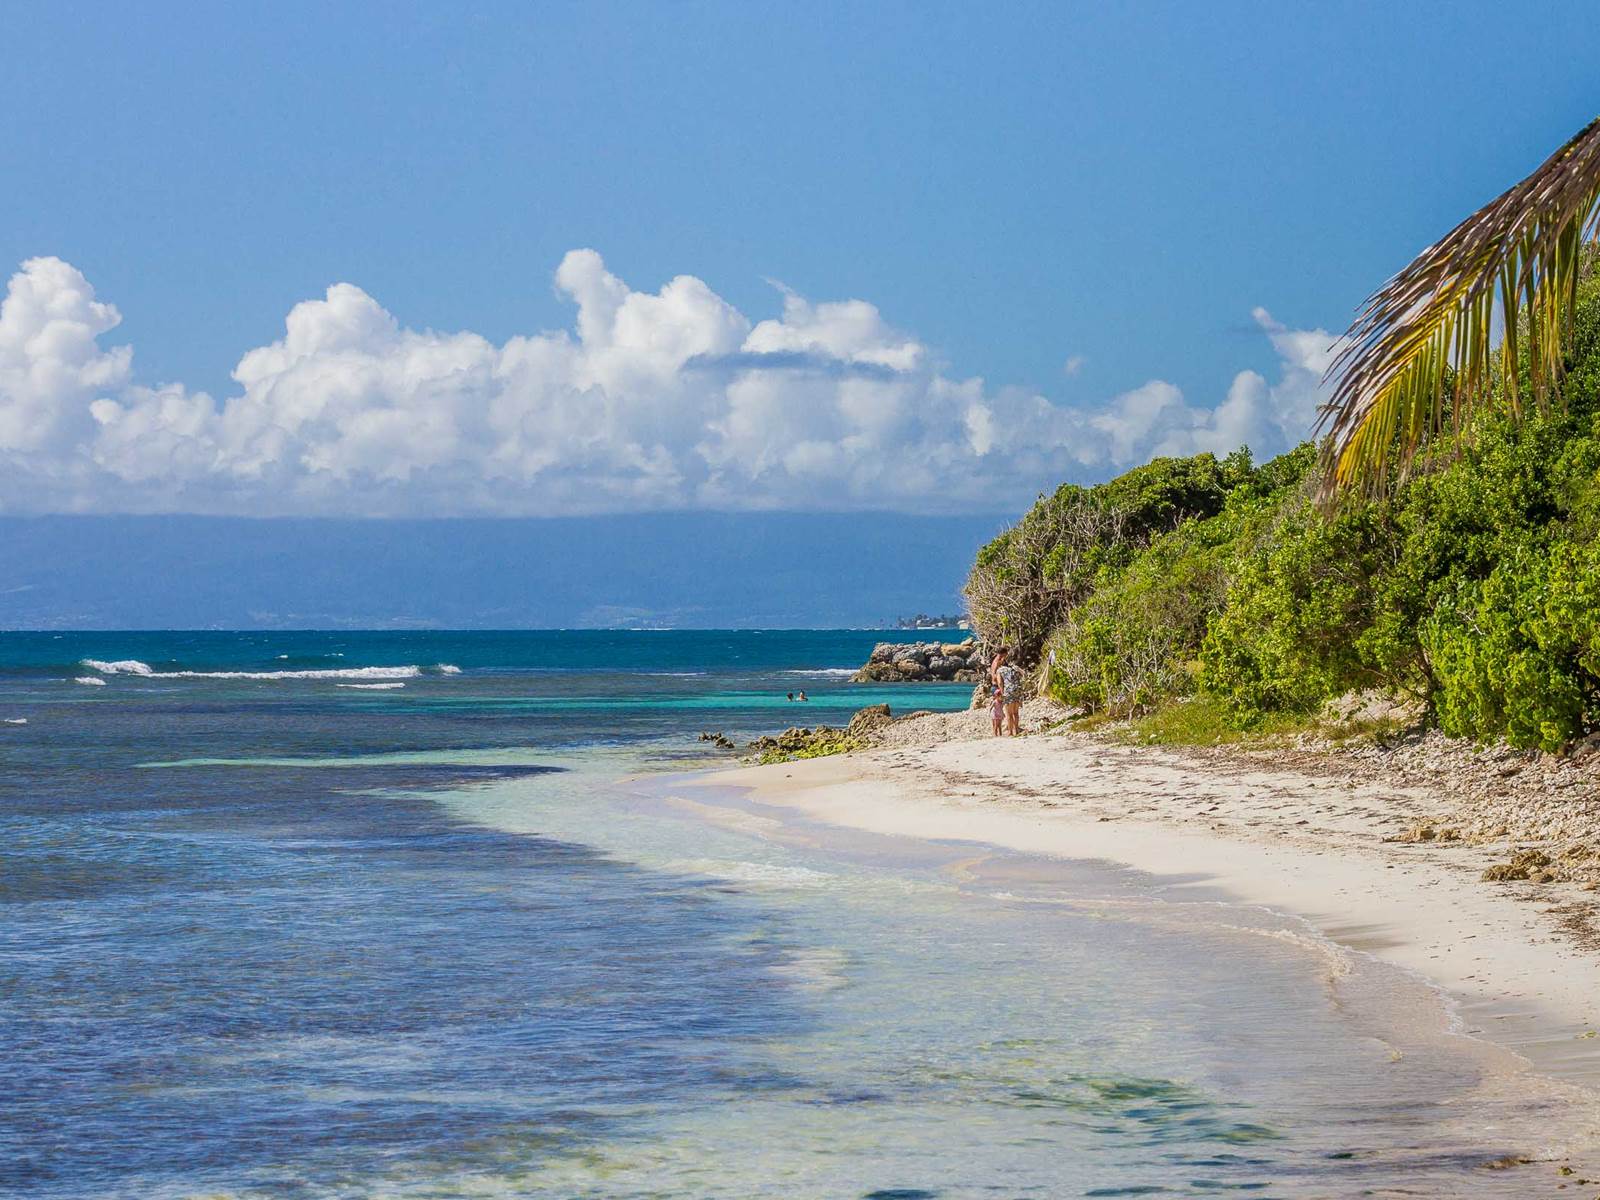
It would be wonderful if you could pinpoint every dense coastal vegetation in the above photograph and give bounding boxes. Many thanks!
[965,260,1600,752]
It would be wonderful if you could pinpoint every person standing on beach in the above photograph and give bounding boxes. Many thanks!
[1001,656,1022,735]
[988,646,1024,737]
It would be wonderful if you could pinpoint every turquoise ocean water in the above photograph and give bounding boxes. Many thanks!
[0,631,1586,1197]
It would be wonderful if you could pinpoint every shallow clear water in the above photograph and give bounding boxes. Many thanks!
[0,631,1586,1197]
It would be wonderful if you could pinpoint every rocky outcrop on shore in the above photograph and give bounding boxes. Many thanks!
[741,703,935,763]
[852,638,986,683]
[746,725,863,763]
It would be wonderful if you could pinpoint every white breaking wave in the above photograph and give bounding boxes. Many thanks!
[73,676,109,686]
[4,717,25,725]
[788,668,856,677]
[436,663,463,675]
[154,666,422,681]
[83,659,154,675]
[336,682,406,690]
[82,659,422,681]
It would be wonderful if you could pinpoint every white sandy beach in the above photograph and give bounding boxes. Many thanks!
[695,715,1600,1100]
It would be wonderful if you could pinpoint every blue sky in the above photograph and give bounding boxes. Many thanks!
[3,1,1599,518]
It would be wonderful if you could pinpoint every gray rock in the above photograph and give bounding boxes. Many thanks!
[854,636,984,684]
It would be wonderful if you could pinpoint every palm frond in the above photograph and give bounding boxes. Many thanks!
[1318,115,1600,499]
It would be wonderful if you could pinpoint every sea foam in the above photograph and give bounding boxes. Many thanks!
[73,676,109,686]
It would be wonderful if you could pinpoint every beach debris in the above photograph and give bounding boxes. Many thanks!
[1480,1154,1532,1170]
[1390,821,1462,844]
[1481,849,1553,882]
[1568,731,1600,764]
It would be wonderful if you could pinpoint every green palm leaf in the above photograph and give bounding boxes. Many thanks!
[1318,115,1600,498]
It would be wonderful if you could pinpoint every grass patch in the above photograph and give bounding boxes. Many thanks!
[1111,695,1420,749]
[1064,710,1120,734]
[1313,713,1413,745]
[1117,696,1312,747]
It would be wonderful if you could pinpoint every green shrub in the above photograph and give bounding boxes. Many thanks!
[1423,539,1600,750]
[1051,518,1228,714]
[1203,378,1600,737]
[1046,447,1312,715]
[1198,492,1395,723]
[1084,451,1235,535]
[965,452,1245,663]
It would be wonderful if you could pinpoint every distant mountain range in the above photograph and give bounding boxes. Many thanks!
[0,512,1007,629]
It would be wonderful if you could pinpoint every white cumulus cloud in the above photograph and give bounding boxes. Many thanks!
[0,257,131,463]
[0,252,1333,516]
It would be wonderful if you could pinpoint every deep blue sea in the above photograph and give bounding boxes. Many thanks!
[0,631,1585,1198]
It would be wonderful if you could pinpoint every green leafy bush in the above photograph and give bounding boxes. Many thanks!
[1423,539,1600,750]
[964,452,1239,663]
[1198,491,1394,722]
[1203,375,1600,741]
[1043,446,1311,715]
